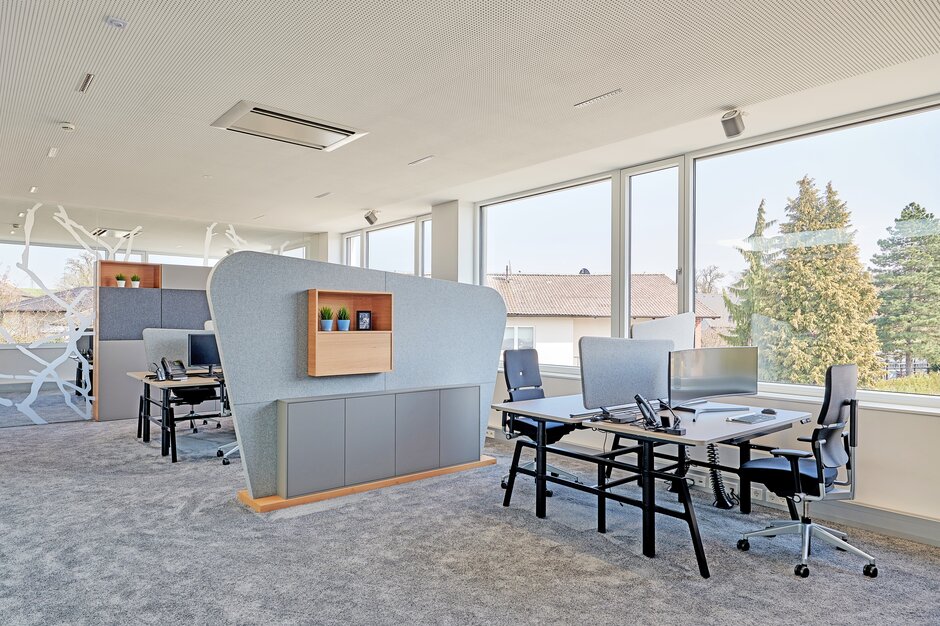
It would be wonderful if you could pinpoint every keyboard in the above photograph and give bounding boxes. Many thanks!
[726,413,774,424]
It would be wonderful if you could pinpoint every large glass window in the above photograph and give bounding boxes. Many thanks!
[484,179,612,366]
[695,107,940,395]
[345,234,362,267]
[367,223,415,274]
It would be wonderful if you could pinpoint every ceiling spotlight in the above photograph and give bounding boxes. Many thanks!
[29,186,37,193]
[60,122,76,132]
[721,109,745,138]
[105,16,128,29]
[364,210,379,225]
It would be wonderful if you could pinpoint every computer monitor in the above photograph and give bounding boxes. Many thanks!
[188,332,221,376]
[579,336,673,412]
[668,347,758,410]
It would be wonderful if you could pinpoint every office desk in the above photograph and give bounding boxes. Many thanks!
[491,394,811,577]
[128,370,228,462]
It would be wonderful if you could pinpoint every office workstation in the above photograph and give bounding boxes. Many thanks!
[2,2,939,623]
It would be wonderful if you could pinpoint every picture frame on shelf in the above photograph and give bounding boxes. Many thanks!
[357,310,372,331]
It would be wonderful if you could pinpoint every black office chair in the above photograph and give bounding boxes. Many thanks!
[736,364,877,578]
[500,349,580,499]
[172,386,221,433]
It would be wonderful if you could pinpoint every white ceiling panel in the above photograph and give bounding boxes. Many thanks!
[1,1,939,232]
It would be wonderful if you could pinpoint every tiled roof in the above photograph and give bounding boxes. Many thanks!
[486,273,720,319]
[2,287,95,313]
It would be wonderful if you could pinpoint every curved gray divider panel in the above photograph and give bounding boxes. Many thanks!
[207,252,506,498]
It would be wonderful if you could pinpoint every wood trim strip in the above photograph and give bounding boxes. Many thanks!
[237,455,497,513]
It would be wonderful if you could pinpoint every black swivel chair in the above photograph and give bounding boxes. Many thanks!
[736,364,877,578]
[500,349,580,499]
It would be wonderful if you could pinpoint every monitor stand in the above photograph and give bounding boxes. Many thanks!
[672,400,750,414]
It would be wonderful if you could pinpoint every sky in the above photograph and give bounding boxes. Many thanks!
[485,107,940,285]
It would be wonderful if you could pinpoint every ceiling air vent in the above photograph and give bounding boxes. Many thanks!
[211,101,367,151]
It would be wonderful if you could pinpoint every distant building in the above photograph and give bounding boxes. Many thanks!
[0,287,94,343]
[696,291,734,347]
[486,273,720,365]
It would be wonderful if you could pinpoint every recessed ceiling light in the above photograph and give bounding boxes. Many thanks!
[60,122,76,132]
[314,191,331,199]
[105,16,128,29]
[47,147,58,158]
[176,245,182,249]
[408,155,435,166]
[202,174,212,180]
[252,214,265,220]
[29,186,37,193]
[9,230,15,235]
[17,212,25,217]
[574,88,623,109]
[77,73,95,93]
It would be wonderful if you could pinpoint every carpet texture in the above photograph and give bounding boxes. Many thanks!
[0,419,937,625]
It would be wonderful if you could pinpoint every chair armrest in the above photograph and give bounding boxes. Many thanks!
[796,436,812,443]
[770,448,813,458]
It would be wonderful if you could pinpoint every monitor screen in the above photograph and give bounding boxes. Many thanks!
[188,333,221,369]
[668,347,758,407]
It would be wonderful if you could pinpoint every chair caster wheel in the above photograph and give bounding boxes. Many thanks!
[550,472,559,477]
[217,450,224,457]
[736,539,749,551]
[500,479,509,489]
[203,420,208,425]
[192,428,199,434]
[545,489,553,497]
[222,458,230,465]
[794,564,809,578]
[216,423,221,429]
[863,564,878,578]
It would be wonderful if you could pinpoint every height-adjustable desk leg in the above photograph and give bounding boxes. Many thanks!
[597,462,607,533]
[739,442,751,514]
[535,420,547,518]
[641,440,656,557]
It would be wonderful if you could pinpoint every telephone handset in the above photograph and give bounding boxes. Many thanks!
[634,394,661,429]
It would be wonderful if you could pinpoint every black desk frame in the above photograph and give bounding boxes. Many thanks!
[136,378,228,462]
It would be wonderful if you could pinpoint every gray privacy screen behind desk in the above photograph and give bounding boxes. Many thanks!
[207,252,507,499]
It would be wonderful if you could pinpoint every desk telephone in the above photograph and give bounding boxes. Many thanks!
[634,394,686,436]
[152,358,187,381]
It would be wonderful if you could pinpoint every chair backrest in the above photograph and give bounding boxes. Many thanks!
[814,364,857,469]
[503,349,544,402]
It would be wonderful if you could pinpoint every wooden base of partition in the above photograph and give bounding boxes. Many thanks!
[237,455,497,513]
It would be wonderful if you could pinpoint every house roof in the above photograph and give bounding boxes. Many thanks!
[1,287,95,313]
[486,273,720,319]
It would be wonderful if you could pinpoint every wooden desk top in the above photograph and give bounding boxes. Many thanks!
[126,370,222,389]
[491,393,813,446]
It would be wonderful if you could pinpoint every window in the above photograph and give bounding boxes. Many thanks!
[367,223,415,274]
[147,253,217,267]
[345,234,361,267]
[695,106,940,395]
[502,326,535,351]
[421,219,432,277]
[483,178,612,366]
[282,246,305,259]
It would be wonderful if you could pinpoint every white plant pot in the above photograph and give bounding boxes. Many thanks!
[131,281,140,288]
[116,280,126,288]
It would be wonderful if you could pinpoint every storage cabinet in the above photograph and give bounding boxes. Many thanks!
[307,289,393,376]
[277,385,481,499]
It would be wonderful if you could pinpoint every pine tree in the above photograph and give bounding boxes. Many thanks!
[722,200,774,347]
[763,176,882,386]
[870,203,940,376]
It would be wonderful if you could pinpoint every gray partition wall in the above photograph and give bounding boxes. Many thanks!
[207,252,507,499]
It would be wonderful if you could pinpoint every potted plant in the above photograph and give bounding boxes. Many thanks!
[337,307,351,331]
[115,273,126,288]
[319,306,334,331]
[130,274,141,288]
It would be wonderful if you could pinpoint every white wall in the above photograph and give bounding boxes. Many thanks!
[508,316,573,366]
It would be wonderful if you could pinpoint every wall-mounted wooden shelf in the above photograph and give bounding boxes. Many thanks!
[97,260,162,288]
[307,289,393,376]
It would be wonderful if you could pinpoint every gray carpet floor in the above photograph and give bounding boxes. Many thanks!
[1,419,938,625]
[0,389,91,428]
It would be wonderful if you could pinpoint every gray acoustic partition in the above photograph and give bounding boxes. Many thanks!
[98,288,162,341]
[208,252,506,499]
[161,289,211,330]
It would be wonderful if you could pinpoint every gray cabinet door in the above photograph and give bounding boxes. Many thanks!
[440,386,480,467]
[395,390,440,475]
[283,399,345,498]
[345,394,396,485]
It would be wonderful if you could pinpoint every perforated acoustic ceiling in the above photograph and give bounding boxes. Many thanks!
[1,1,939,232]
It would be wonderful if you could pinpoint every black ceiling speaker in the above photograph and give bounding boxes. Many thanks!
[721,109,745,138]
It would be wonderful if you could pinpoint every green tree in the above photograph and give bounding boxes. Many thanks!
[870,202,940,376]
[763,176,882,386]
[58,251,97,289]
[722,200,774,347]
[695,264,725,293]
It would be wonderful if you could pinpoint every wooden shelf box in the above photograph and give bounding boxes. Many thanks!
[97,260,162,288]
[307,289,393,376]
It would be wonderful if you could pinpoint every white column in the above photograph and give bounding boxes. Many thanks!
[308,232,342,264]
[431,200,474,283]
